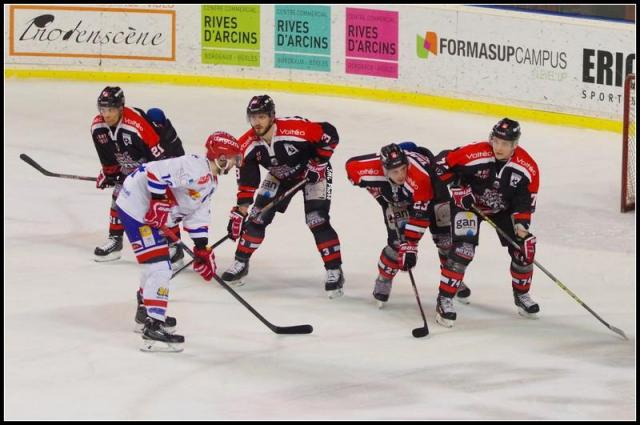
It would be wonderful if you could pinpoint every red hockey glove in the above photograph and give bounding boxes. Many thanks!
[451,186,476,210]
[399,241,418,271]
[520,233,536,263]
[96,169,116,189]
[305,160,328,184]
[193,246,216,281]
[227,206,247,240]
[144,198,171,228]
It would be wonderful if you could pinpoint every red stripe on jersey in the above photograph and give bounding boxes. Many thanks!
[317,149,332,158]
[238,185,257,192]
[136,247,170,263]
[322,252,342,262]
[317,239,340,250]
[275,118,324,142]
[345,155,385,186]
[408,218,430,227]
[144,299,168,308]
[121,107,160,147]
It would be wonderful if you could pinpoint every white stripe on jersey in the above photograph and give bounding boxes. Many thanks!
[466,157,495,167]
[360,176,388,183]
[505,162,532,183]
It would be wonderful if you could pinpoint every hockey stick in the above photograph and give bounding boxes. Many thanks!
[471,205,628,340]
[171,178,308,279]
[171,234,229,279]
[391,206,429,338]
[161,225,313,335]
[20,153,96,181]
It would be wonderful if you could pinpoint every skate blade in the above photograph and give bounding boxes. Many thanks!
[140,339,184,353]
[376,300,386,309]
[435,313,455,328]
[228,278,246,287]
[517,308,539,319]
[94,252,122,262]
[171,258,185,269]
[327,288,344,299]
[455,295,470,305]
[134,323,176,334]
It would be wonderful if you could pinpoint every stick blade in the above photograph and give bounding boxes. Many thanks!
[274,324,313,334]
[412,327,429,338]
[610,325,628,340]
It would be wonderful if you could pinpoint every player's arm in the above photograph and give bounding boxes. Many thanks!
[91,121,123,189]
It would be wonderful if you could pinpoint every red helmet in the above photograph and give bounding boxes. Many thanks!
[205,131,240,160]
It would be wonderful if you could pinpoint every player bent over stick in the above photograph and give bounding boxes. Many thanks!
[115,132,241,352]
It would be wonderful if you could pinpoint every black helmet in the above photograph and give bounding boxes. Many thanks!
[246,95,275,117]
[491,118,521,142]
[380,143,408,170]
[97,86,125,109]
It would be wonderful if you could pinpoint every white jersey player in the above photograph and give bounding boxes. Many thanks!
[115,131,242,352]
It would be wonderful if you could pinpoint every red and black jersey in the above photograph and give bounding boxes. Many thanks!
[236,117,339,205]
[91,106,170,179]
[346,151,434,243]
[434,141,540,227]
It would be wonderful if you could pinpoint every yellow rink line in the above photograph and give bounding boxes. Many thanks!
[5,68,620,133]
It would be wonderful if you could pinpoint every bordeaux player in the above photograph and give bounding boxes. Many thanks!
[115,132,241,352]
[432,118,540,327]
[345,143,470,307]
[91,86,185,263]
[221,95,344,298]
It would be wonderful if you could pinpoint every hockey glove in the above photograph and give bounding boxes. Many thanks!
[96,169,121,189]
[451,186,476,210]
[193,246,216,281]
[519,233,536,263]
[144,198,171,229]
[227,206,247,240]
[305,160,328,184]
[398,241,418,271]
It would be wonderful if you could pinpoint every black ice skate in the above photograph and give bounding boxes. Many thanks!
[221,259,249,286]
[513,290,540,318]
[435,294,457,328]
[169,241,185,267]
[373,275,392,308]
[455,281,471,305]
[325,267,344,299]
[134,304,177,334]
[140,317,184,353]
[94,235,123,262]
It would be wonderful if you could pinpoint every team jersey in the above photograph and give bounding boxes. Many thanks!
[235,117,339,205]
[434,141,540,227]
[346,151,434,243]
[116,154,217,242]
[91,106,167,179]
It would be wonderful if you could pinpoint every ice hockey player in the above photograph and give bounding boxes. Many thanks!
[345,143,470,308]
[115,131,242,352]
[221,95,344,298]
[431,118,540,327]
[91,86,186,263]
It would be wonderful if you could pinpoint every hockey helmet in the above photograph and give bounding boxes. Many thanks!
[97,86,125,109]
[380,143,408,170]
[246,95,275,117]
[491,118,521,143]
[205,131,242,173]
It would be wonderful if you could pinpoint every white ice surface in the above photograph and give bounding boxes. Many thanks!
[4,79,636,420]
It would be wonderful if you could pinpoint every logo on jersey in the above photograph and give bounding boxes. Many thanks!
[357,168,380,176]
[280,128,306,137]
[284,143,299,156]
[474,169,490,179]
[453,212,478,237]
[97,133,109,144]
[197,174,212,185]
[515,156,537,176]
[510,173,522,187]
[187,189,201,200]
[123,133,132,146]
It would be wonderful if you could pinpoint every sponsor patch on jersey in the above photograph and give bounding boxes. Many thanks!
[187,189,201,200]
[139,225,155,247]
[510,173,522,187]
[453,211,478,237]
[197,174,212,185]
[97,133,109,144]
[157,287,169,298]
[474,169,490,179]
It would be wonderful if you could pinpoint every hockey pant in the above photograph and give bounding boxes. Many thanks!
[235,170,342,269]
[117,206,173,322]
[378,201,453,281]
[439,204,535,297]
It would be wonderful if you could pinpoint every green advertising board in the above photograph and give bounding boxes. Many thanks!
[274,5,330,72]
[202,5,260,67]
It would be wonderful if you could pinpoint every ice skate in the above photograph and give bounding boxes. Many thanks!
[221,259,249,286]
[435,294,457,328]
[94,235,123,262]
[140,317,184,353]
[513,290,540,319]
[455,281,471,304]
[373,275,392,309]
[134,303,176,334]
[325,267,344,299]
